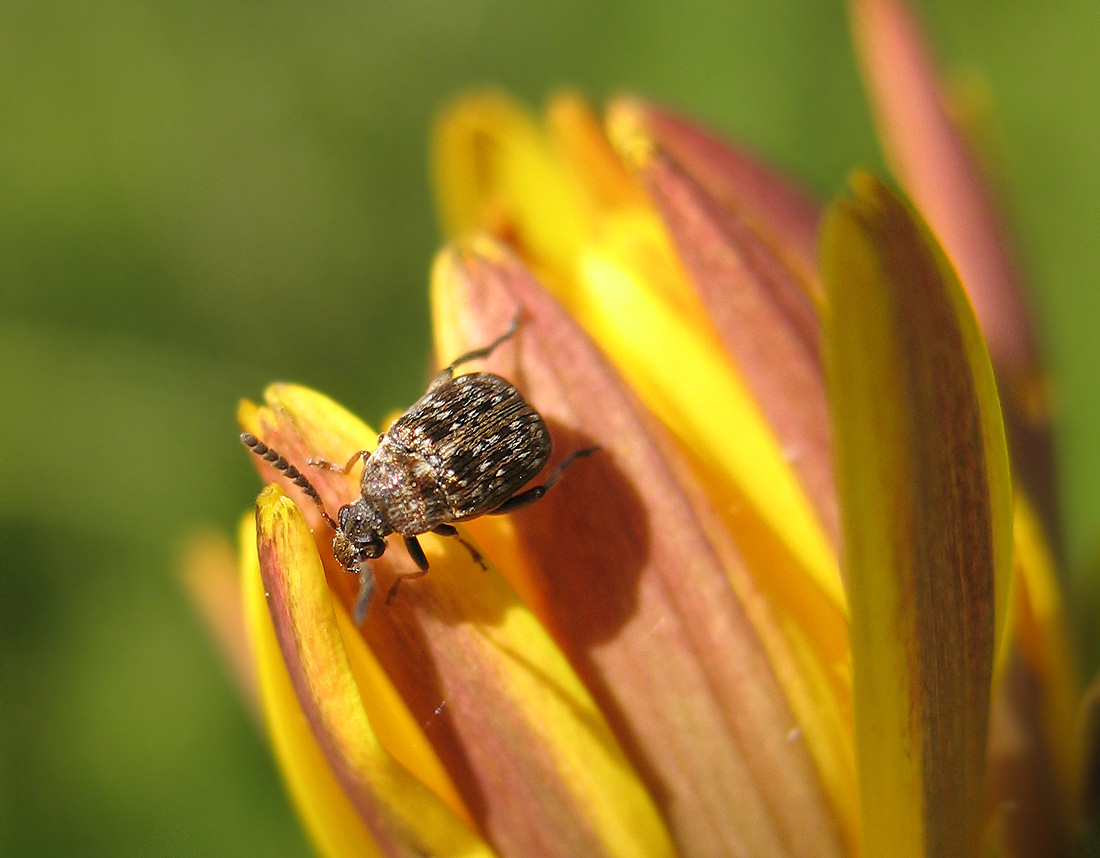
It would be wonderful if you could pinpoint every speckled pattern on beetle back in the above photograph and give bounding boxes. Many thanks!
[361,372,553,535]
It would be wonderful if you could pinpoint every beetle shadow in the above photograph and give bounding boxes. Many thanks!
[503,421,649,647]
[498,420,669,810]
[353,420,658,838]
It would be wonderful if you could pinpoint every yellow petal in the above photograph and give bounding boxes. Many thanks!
[432,87,847,622]
[1009,493,1080,812]
[241,511,379,858]
[572,240,846,613]
[432,90,591,285]
[251,487,491,857]
[248,385,675,858]
[821,173,1013,858]
[238,440,471,820]
[545,92,648,213]
[431,95,863,849]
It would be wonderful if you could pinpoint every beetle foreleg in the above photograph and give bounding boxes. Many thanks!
[385,566,430,604]
[352,567,376,625]
[308,449,370,475]
[402,535,430,571]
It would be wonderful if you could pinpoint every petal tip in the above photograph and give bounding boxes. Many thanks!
[255,481,293,520]
[238,398,263,434]
[605,97,658,172]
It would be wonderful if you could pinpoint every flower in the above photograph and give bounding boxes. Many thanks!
[185,1,1084,855]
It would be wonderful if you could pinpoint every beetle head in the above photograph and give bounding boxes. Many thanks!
[332,498,387,570]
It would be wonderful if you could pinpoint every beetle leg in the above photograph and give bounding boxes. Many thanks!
[433,524,486,569]
[352,568,376,625]
[386,568,431,603]
[402,535,430,571]
[307,449,369,475]
[491,446,600,514]
[385,536,432,604]
[432,311,522,384]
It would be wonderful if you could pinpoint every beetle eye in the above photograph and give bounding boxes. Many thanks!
[337,505,351,529]
[363,536,386,559]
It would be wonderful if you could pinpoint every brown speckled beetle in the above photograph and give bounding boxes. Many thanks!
[242,315,597,621]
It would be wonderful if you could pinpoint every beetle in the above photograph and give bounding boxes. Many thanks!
[242,314,597,621]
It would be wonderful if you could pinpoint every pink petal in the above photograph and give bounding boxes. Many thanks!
[616,132,837,545]
[608,98,822,295]
[434,241,851,858]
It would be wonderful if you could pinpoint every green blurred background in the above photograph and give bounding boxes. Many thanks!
[1,0,1096,853]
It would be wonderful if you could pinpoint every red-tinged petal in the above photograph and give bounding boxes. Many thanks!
[849,0,1035,379]
[849,0,1058,536]
[431,94,847,631]
[821,174,1013,858]
[985,496,1080,857]
[253,486,492,858]
[568,232,848,624]
[247,390,676,858]
[433,240,853,858]
[238,446,472,824]
[241,513,384,858]
[607,112,837,546]
[551,224,855,817]
[607,97,821,297]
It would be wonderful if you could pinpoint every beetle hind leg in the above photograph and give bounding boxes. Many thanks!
[491,445,600,514]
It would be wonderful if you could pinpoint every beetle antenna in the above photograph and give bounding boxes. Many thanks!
[240,432,339,531]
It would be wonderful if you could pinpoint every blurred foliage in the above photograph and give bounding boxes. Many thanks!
[1,0,1097,854]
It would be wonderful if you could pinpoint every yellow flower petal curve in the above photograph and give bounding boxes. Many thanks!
[433,90,591,283]
[606,125,837,546]
[606,97,822,292]
[431,110,854,818]
[253,485,493,857]
[821,174,1013,858]
[237,407,470,820]
[241,512,383,858]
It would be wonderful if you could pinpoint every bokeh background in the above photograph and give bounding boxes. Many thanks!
[2,0,1097,854]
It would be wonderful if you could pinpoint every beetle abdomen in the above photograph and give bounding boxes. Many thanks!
[387,372,552,520]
